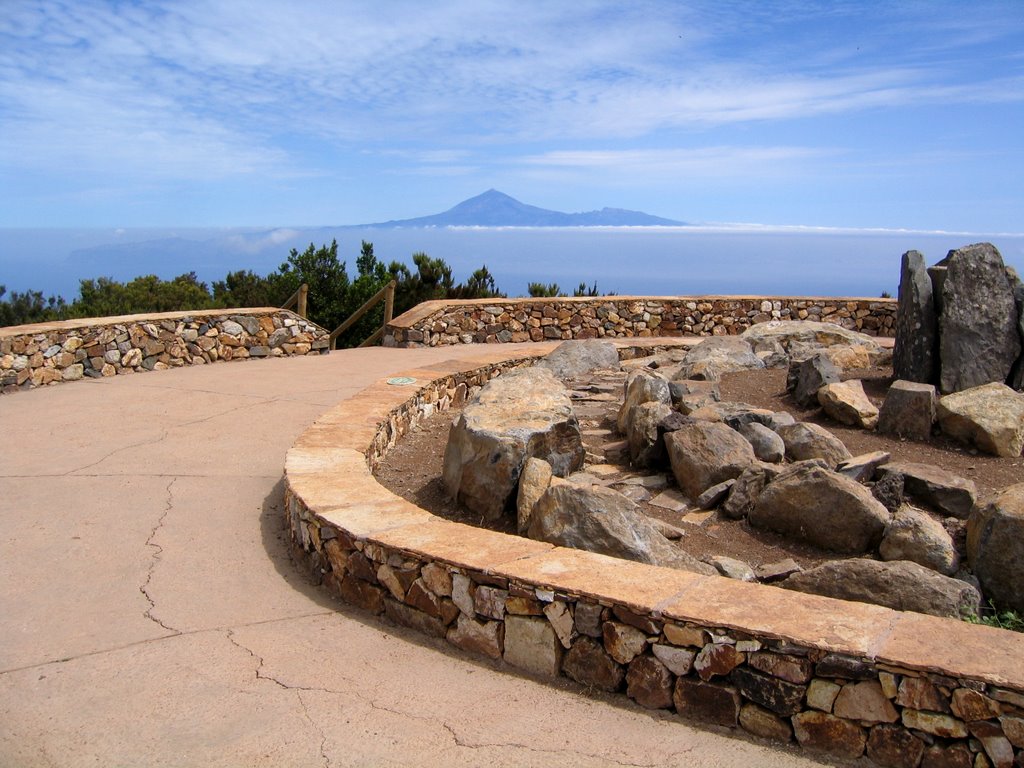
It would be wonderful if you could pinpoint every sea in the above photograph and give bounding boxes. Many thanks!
[2,225,1023,302]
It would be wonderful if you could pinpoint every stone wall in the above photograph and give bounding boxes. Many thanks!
[0,308,329,393]
[284,344,1024,768]
[384,296,897,348]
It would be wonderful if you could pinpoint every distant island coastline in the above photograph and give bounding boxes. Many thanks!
[356,189,685,228]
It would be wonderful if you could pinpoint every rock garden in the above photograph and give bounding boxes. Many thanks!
[377,243,1024,628]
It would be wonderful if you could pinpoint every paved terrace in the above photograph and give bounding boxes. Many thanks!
[0,344,828,768]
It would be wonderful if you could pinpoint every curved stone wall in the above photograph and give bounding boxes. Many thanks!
[0,308,329,393]
[384,296,897,347]
[284,342,1023,767]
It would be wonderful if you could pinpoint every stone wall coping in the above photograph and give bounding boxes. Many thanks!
[284,341,1023,692]
[0,306,282,338]
[388,295,898,329]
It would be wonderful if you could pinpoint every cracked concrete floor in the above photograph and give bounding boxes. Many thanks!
[1,346,836,767]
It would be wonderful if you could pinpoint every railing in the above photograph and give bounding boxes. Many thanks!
[328,280,396,350]
[281,283,309,318]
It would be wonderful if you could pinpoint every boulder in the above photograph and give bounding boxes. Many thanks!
[937,382,1024,457]
[879,506,959,575]
[720,465,774,520]
[516,457,553,535]
[527,482,714,575]
[787,354,841,408]
[735,421,785,463]
[741,320,883,358]
[442,367,585,520]
[967,483,1024,614]
[749,464,889,554]
[537,339,620,379]
[706,555,756,581]
[821,343,873,371]
[617,369,670,435]
[674,337,764,381]
[627,401,672,469]
[776,422,852,468]
[665,420,757,500]
[893,250,939,384]
[781,559,981,619]
[877,380,936,441]
[817,380,879,429]
[938,243,1021,394]
[668,378,720,408]
[875,462,976,519]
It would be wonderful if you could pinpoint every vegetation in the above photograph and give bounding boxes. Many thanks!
[6,241,603,347]
[527,280,607,298]
[965,602,1024,633]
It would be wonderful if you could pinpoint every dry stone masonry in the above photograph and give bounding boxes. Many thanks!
[0,308,329,393]
[284,342,1024,768]
[384,296,896,347]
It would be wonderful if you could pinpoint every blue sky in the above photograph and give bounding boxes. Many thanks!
[1,0,1022,231]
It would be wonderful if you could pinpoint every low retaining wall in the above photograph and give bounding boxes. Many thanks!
[384,296,897,347]
[0,308,329,393]
[284,343,1023,768]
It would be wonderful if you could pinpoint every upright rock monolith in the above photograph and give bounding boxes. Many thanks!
[893,250,937,384]
[938,243,1021,394]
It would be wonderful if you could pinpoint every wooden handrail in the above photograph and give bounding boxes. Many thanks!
[329,280,397,350]
[281,283,309,318]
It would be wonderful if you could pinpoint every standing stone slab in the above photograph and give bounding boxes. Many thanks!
[938,243,1021,394]
[504,615,563,677]
[894,249,938,384]
[1008,267,1024,391]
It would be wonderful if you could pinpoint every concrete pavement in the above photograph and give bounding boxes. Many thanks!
[1,346,837,767]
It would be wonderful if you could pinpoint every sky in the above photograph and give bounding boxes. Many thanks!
[1,0,1023,232]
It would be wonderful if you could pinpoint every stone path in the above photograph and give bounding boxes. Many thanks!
[1,346,830,767]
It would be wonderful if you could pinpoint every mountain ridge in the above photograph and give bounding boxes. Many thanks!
[361,189,684,228]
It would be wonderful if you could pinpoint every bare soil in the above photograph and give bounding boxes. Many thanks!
[375,360,1022,573]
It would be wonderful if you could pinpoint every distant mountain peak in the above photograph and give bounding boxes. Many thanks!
[364,190,684,228]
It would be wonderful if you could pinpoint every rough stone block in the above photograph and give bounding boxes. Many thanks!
[792,711,867,759]
[447,614,503,659]
[867,723,926,768]
[747,651,813,684]
[562,637,624,692]
[603,621,648,665]
[694,642,745,681]
[739,703,792,743]
[384,598,447,638]
[337,575,385,614]
[673,678,740,728]
[626,655,674,710]
[504,615,563,677]
[806,679,842,712]
[901,709,967,738]
[833,681,899,725]
[731,666,806,717]
[878,380,936,441]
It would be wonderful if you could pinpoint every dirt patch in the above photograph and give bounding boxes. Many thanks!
[374,360,1022,573]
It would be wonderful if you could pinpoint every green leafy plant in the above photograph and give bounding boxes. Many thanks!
[964,601,1024,633]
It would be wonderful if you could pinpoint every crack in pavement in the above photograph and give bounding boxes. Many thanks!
[140,477,181,635]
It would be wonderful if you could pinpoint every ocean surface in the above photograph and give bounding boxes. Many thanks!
[2,225,1023,302]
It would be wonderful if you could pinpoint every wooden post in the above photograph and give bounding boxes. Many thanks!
[297,284,308,318]
[383,280,395,326]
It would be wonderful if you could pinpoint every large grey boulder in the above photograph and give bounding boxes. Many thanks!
[936,382,1024,457]
[665,420,757,500]
[877,380,936,441]
[527,483,715,575]
[787,354,840,408]
[967,483,1024,614]
[893,250,938,384]
[674,337,764,381]
[875,462,976,519]
[817,380,879,429]
[776,422,852,468]
[617,369,670,435]
[938,243,1021,394]
[736,421,785,463]
[443,367,585,520]
[749,463,890,554]
[879,506,959,575]
[781,559,981,619]
[537,339,620,379]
